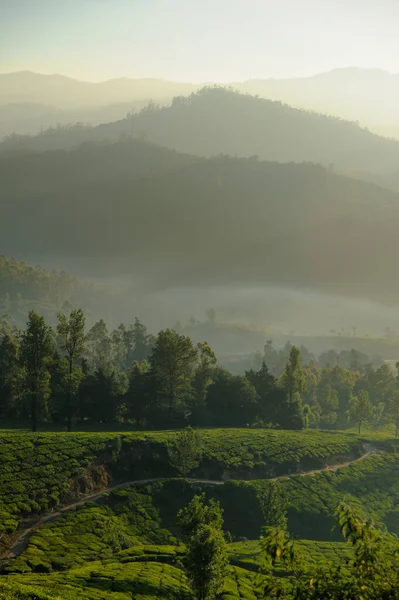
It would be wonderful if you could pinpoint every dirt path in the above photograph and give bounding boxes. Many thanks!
[0,444,382,568]
[268,443,382,482]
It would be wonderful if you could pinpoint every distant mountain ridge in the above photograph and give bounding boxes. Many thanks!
[2,87,398,179]
[1,68,399,139]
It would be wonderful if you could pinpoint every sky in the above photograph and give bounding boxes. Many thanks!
[1,0,399,82]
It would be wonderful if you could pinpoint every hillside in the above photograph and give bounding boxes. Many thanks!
[0,428,397,599]
[2,139,399,303]
[236,68,399,137]
[2,69,399,142]
[0,71,198,141]
[130,87,399,173]
[3,88,399,177]
[0,255,119,329]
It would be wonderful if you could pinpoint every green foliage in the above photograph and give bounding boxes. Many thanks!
[150,329,198,419]
[350,390,374,434]
[177,494,224,542]
[56,309,86,431]
[0,433,112,535]
[168,426,202,477]
[179,494,228,600]
[184,523,228,600]
[20,311,53,432]
[3,131,399,306]
[0,427,379,540]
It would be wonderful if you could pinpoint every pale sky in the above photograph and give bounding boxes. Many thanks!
[1,0,399,82]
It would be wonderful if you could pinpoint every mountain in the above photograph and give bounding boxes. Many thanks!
[0,71,198,109]
[0,100,148,140]
[2,68,399,141]
[2,87,399,177]
[2,137,399,305]
[236,68,399,138]
[129,87,399,173]
[0,71,199,140]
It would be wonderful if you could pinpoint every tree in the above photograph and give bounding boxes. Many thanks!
[168,426,202,477]
[278,346,306,430]
[246,360,276,399]
[20,311,52,431]
[87,319,112,367]
[57,308,86,431]
[350,390,374,434]
[88,365,123,423]
[0,332,20,419]
[192,341,217,413]
[178,494,228,600]
[150,329,198,415]
[131,317,154,362]
[177,494,224,541]
[388,390,399,437]
[245,360,277,422]
[184,524,228,600]
[125,360,151,426]
[206,369,258,426]
[257,525,298,599]
[318,384,339,427]
[259,481,288,530]
[281,346,306,403]
[111,323,129,369]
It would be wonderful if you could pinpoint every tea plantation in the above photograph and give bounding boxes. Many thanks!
[0,428,397,599]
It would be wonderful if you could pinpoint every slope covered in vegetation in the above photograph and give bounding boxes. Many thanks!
[1,439,399,599]
[2,140,399,302]
[2,87,398,174]
[0,429,366,536]
[0,256,107,328]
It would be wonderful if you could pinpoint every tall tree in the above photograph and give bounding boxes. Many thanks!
[87,319,112,367]
[88,365,122,423]
[184,523,228,600]
[259,481,288,530]
[388,390,399,437]
[350,390,374,434]
[281,346,306,403]
[193,341,217,412]
[57,308,86,431]
[206,369,258,426]
[245,360,277,422]
[20,311,52,432]
[111,323,129,369]
[0,332,20,419]
[132,317,154,362]
[125,360,151,426]
[178,494,227,600]
[278,346,306,430]
[150,329,198,415]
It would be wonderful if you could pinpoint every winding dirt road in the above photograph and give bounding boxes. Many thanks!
[0,444,382,568]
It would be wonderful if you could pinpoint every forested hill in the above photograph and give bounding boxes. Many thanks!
[0,255,111,328]
[2,87,399,175]
[2,138,399,303]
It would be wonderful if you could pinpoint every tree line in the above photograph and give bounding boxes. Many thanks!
[1,309,399,433]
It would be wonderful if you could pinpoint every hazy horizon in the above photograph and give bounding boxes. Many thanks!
[2,0,399,82]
